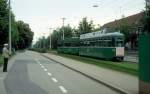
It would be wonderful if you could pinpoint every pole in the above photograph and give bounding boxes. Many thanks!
[9,0,12,54]
[62,18,66,40]
[43,33,45,48]
[49,28,53,49]
[50,34,51,49]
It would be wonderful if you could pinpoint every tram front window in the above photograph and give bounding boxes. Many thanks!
[116,41,123,47]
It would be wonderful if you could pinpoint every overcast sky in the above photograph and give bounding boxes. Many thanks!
[11,0,145,43]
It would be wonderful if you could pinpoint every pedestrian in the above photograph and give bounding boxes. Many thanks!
[2,44,10,72]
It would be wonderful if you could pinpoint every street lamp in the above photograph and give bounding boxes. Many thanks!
[61,17,66,40]
[9,0,12,54]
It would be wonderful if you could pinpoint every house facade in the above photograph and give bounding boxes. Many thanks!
[102,12,144,50]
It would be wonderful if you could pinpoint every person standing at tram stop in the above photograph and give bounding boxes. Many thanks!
[2,44,10,72]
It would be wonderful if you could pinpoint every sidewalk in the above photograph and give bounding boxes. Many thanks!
[0,54,17,94]
[43,53,138,94]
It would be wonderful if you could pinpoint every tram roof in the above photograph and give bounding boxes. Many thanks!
[80,31,124,40]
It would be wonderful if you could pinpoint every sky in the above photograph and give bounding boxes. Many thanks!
[11,0,145,43]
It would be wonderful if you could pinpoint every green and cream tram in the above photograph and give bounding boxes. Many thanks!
[79,31,124,60]
[57,31,124,60]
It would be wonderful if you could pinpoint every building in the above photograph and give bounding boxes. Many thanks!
[102,12,144,50]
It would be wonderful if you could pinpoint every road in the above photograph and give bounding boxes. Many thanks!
[1,51,121,94]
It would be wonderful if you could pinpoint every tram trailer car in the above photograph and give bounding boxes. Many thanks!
[57,31,125,60]
[57,37,79,55]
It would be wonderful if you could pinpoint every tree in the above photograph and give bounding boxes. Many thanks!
[11,14,19,49]
[0,0,34,51]
[34,18,100,49]
[142,5,150,33]
[62,24,73,38]
[51,29,62,49]
[119,18,130,42]
[0,0,9,47]
[16,21,34,49]
[73,28,80,37]
[78,17,94,34]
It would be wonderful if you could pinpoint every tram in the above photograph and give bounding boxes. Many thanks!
[57,30,124,60]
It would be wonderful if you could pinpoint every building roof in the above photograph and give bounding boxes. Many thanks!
[102,12,144,29]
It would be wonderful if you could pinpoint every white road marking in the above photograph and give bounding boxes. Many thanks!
[47,72,52,76]
[41,66,45,68]
[44,68,47,72]
[36,58,68,93]
[59,86,68,93]
[51,77,58,83]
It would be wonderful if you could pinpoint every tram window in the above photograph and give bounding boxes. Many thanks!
[65,43,71,46]
[116,41,123,47]
[86,41,90,46]
[112,38,115,47]
[108,41,112,47]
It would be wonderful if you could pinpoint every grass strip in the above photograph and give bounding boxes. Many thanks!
[0,54,3,66]
[48,51,138,76]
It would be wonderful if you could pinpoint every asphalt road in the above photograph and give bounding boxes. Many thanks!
[3,51,121,94]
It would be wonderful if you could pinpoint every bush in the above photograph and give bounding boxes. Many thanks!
[28,48,47,53]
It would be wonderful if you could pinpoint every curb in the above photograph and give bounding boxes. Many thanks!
[41,54,130,94]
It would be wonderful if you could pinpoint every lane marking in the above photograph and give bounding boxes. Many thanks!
[51,77,58,83]
[41,66,45,68]
[36,58,68,93]
[44,68,47,72]
[47,72,52,76]
[59,86,68,93]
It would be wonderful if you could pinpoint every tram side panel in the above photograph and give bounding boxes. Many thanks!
[79,47,116,60]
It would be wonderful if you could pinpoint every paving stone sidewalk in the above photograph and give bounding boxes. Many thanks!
[43,53,138,94]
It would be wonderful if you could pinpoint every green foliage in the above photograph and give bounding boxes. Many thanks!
[51,52,138,76]
[119,18,130,41]
[142,6,150,33]
[0,0,9,46]
[0,0,34,50]
[78,17,94,34]
[11,14,19,48]
[34,17,97,49]
[16,21,34,49]
[0,54,3,65]
[29,48,47,53]
[34,25,75,49]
